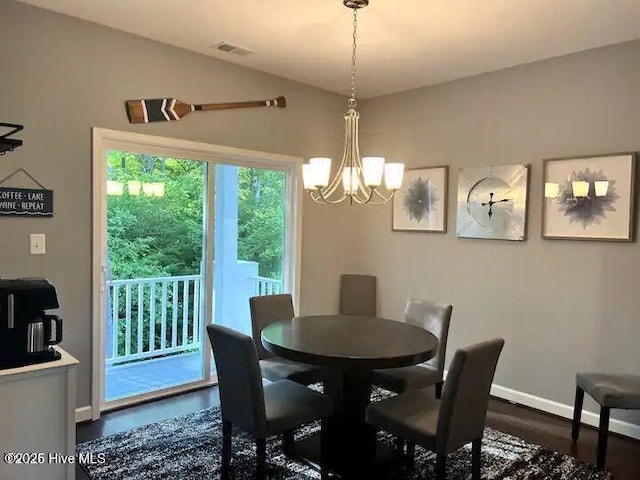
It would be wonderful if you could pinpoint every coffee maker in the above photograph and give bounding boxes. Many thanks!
[0,278,63,369]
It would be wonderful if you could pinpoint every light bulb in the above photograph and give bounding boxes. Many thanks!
[594,181,609,197]
[362,157,385,187]
[384,163,405,190]
[572,181,589,198]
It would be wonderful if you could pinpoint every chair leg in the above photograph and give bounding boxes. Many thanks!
[406,442,416,465]
[571,386,585,441]
[283,430,295,457]
[256,438,267,479]
[222,420,232,471]
[435,453,447,480]
[320,419,330,480]
[435,381,444,400]
[597,407,610,469]
[471,437,482,480]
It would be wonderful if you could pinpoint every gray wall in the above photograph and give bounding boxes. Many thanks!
[0,0,359,407]
[358,40,640,427]
[3,0,639,432]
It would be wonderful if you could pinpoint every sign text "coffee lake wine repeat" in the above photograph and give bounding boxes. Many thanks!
[0,187,54,217]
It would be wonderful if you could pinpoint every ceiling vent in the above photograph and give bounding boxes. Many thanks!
[210,42,255,56]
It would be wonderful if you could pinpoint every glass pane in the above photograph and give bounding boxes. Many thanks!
[104,151,207,402]
[212,164,287,356]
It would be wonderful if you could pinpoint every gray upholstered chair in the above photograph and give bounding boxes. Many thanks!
[372,299,453,399]
[571,373,640,468]
[339,274,377,316]
[366,338,505,480]
[249,294,324,384]
[207,324,332,479]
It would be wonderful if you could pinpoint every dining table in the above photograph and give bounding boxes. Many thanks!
[261,314,439,479]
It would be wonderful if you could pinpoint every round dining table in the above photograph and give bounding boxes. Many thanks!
[262,314,439,478]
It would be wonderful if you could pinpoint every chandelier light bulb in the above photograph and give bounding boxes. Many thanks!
[152,182,165,197]
[302,164,318,190]
[572,181,589,198]
[342,167,359,194]
[106,180,124,196]
[384,163,405,191]
[127,180,142,196]
[310,157,332,187]
[594,180,609,197]
[362,156,385,187]
[544,182,559,198]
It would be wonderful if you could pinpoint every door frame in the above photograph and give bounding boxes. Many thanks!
[91,128,303,420]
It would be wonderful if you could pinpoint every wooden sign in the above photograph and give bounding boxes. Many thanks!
[0,187,53,217]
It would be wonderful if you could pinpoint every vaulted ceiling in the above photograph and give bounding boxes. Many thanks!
[18,0,640,98]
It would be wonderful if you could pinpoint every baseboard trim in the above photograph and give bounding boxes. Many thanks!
[490,383,640,441]
[75,405,92,423]
[440,369,640,441]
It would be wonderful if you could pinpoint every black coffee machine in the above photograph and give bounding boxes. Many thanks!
[0,278,63,369]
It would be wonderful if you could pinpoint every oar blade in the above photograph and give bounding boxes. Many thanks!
[125,98,192,124]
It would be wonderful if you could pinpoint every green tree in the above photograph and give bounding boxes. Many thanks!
[237,167,285,280]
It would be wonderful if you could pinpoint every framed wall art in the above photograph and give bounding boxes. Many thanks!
[542,152,636,241]
[392,166,448,232]
[456,164,529,241]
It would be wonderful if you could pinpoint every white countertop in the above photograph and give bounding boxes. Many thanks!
[0,347,79,378]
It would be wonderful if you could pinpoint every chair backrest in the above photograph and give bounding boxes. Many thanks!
[249,294,295,360]
[339,274,377,316]
[404,299,453,376]
[207,324,267,437]
[436,338,505,454]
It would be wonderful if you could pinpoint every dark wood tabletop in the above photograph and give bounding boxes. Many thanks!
[261,314,438,369]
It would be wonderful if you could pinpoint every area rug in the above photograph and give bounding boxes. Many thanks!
[78,401,612,480]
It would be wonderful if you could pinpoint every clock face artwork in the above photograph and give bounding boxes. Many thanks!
[456,165,529,241]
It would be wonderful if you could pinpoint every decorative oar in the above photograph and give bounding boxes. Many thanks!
[125,96,286,124]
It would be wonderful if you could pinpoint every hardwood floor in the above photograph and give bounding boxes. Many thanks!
[76,388,640,479]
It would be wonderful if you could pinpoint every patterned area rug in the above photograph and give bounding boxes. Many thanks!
[78,398,611,480]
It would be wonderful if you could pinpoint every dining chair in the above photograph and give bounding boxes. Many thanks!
[571,372,640,468]
[366,338,505,480]
[339,274,377,316]
[372,299,453,399]
[249,294,324,384]
[207,324,332,479]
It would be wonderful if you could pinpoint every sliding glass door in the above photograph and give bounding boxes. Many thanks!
[212,164,287,345]
[103,151,208,403]
[93,129,302,414]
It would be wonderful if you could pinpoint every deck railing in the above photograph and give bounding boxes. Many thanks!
[253,276,283,295]
[106,275,202,366]
[106,273,283,366]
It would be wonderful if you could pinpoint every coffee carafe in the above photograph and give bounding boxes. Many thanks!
[0,278,63,369]
[26,314,62,354]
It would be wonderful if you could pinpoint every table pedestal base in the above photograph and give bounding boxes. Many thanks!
[293,368,403,479]
[293,433,401,479]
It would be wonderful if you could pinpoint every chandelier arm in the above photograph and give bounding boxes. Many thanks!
[373,189,394,202]
[362,190,398,205]
[315,188,348,205]
[351,188,375,204]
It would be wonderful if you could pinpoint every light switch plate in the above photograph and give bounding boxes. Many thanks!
[30,233,46,255]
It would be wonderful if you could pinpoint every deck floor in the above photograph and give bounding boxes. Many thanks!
[105,352,209,401]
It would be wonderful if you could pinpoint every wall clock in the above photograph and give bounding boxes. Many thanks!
[456,164,529,240]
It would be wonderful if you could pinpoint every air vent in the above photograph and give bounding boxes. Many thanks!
[210,42,255,56]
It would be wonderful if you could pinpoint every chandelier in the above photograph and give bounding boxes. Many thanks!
[302,0,404,205]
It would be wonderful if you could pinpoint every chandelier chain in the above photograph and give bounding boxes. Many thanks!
[350,8,358,104]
